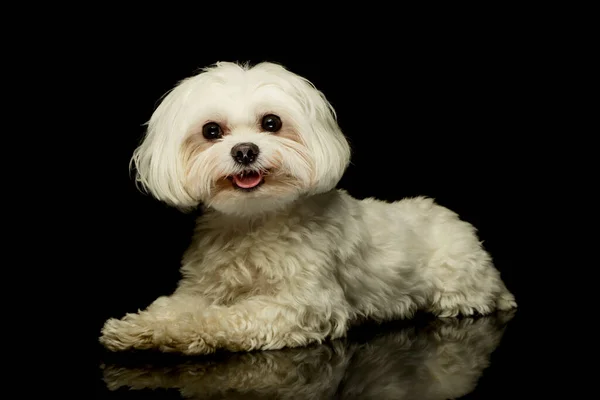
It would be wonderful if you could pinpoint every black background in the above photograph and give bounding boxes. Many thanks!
[88,32,550,398]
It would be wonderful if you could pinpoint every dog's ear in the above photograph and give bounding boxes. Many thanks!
[301,84,351,194]
[276,68,351,194]
[130,76,199,211]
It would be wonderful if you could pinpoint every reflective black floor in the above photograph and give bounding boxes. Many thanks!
[96,309,524,399]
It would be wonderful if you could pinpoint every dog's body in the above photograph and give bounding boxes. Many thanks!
[100,62,516,355]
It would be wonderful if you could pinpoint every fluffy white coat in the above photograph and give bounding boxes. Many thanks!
[100,61,516,355]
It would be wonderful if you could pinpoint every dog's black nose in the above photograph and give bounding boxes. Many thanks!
[231,142,260,165]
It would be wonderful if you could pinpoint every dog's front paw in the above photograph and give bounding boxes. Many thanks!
[99,316,156,352]
[99,313,215,355]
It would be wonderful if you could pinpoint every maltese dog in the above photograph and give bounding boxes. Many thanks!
[100,61,517,355]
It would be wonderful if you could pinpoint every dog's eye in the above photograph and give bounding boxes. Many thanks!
[202,122,223,140]
[261,114,282,133]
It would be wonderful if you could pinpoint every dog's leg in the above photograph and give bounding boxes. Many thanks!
[99,293,209,352]
[427,275,517,318]
[425,248,517,318]
[100,295,343,355]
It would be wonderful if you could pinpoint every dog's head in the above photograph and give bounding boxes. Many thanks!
[131,62,351,216]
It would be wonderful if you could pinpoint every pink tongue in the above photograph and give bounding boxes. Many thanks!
[233,172,263,189]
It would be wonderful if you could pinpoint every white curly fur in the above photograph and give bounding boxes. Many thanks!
[100,61,516,355]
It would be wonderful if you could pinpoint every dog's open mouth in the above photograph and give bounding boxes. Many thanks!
[227,170,265,191]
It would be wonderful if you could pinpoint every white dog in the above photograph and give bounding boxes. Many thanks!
[100,61,517,355]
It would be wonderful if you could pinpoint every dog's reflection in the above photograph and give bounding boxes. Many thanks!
[101,311,514,399]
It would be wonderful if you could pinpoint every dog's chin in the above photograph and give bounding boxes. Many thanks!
[206,171,303,217]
